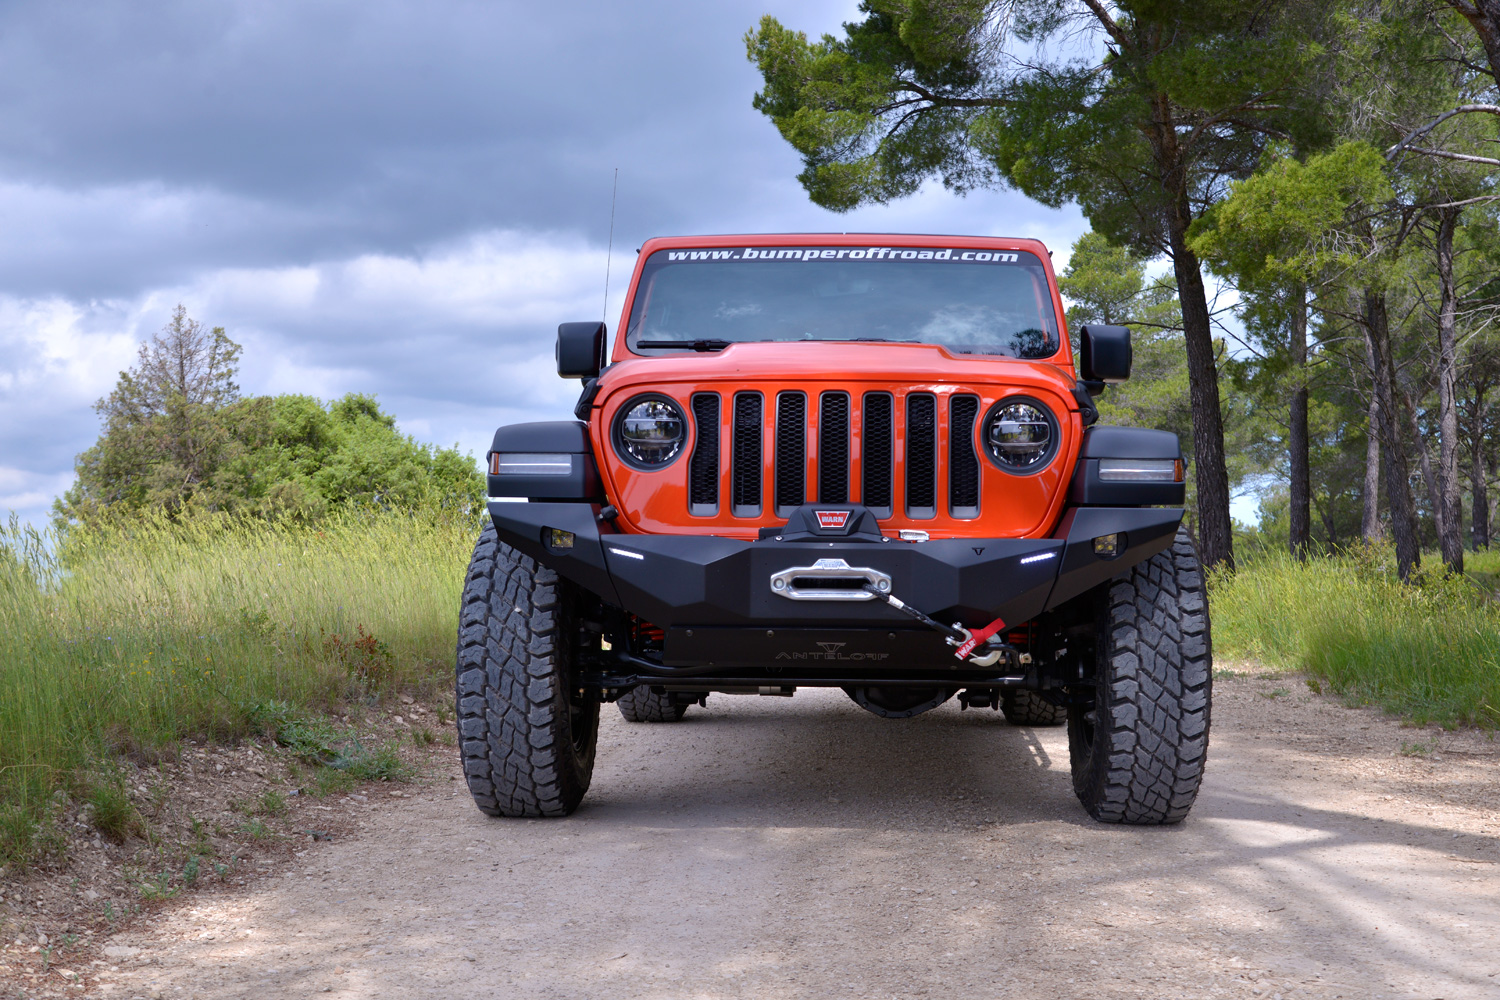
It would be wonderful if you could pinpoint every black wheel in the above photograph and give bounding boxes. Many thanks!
[1001,689,1067,726]
[1067,526,1212,825]
[455,523,599,817]
[616,686,689,723]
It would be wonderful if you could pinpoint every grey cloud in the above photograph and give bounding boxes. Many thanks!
[0,0,1087,527]
[0,1,882,294]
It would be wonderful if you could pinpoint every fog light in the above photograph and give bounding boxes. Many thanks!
[1093,533,1122,559]
[898,529,929,542]
[549,528,575,550]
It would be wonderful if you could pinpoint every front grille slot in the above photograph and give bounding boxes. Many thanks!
[818,392,850,503]
[731,392,763,517]
[775,392,807,514]
[688,393,720,516]
[949,394,980,518]
[861,392,894,516]
[905,393,937,519]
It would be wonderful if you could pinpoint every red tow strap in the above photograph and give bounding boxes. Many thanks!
[954,616,1006,660]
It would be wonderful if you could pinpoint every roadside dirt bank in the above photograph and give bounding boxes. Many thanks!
[16,667,1500,999]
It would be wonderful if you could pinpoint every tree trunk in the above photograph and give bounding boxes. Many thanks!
[1288,282,1311,561]
[1150,96,1234,571]
[1450,1,1500,88]
[1363,289,1421,580]
[1473,387,1491,550]
[1434,207,1465,573]
[1363,396,1382,543]
[1472,445,1491,550]
[1319,500,1338,549]
[1403,385,1446,545]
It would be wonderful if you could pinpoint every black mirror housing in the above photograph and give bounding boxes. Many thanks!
[1079,324,1132,383]
[556,322,606,379]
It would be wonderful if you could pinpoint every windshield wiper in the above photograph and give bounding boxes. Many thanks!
[635,339,733,352]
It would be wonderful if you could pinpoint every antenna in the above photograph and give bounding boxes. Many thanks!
[602,168,618,326]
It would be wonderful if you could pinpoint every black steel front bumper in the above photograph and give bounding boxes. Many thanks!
[486,501,1182,646]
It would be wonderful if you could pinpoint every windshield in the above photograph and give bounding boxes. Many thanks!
[625,245,1060,359]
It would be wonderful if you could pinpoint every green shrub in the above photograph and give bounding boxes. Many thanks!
[85,773,140,844]
[330,740,412,782]
[309,769,356,798]
[255,789,287,816]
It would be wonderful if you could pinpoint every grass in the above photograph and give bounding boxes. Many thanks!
[254,789,287,817]
[83,770,140,843]
[1211,544,1500,729]
[0,507,476,866]
[1467,547,1500,596]
[239,818,272,840]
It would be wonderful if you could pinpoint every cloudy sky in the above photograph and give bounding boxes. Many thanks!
[0,0,1095,526]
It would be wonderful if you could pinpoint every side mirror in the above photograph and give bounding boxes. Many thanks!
[1079,324,1132,384]
[556,322,606,379]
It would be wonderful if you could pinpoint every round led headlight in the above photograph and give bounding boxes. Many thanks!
[612,395,686,469]
[983,397,1058,473]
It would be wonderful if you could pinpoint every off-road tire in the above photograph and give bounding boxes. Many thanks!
[455,523,599,817]
[1001,689,1067,726]
[616,686,689,723]
[1067,526,1211,825]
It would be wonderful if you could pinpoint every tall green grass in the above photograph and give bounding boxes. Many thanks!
[1211,545,1500,729]
[0,510,477,865]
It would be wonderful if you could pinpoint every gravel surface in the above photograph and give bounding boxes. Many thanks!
[98,669,1499,999]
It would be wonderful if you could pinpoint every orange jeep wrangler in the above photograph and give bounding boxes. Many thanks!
[457,233,1211,825]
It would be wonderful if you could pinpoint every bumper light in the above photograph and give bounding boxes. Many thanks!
[491,453,573,476]
[1098,458,1182,482]
[548,529,575,550]
[1094,533,1123,558]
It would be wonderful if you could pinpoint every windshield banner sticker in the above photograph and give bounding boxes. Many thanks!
[664,247,1023,263]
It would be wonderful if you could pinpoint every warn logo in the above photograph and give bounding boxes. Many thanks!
[815,510,850,530]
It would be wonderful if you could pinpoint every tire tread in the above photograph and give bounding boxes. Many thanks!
[1070,526,1212,825]
[454,523,596,818]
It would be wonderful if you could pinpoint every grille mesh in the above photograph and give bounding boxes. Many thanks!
[906,393,937,516]
[819,392,850,503]
[731,392,763,514]
[862,392,894,512]
[775,392,807,512]
[949,394,980,515]
[688,393,720,513]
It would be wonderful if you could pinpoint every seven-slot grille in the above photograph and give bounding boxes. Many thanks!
[687,389,982,520]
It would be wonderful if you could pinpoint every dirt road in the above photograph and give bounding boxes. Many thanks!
[99,669,1498,999]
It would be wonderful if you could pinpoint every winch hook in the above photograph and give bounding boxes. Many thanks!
[861,585,1009,667]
